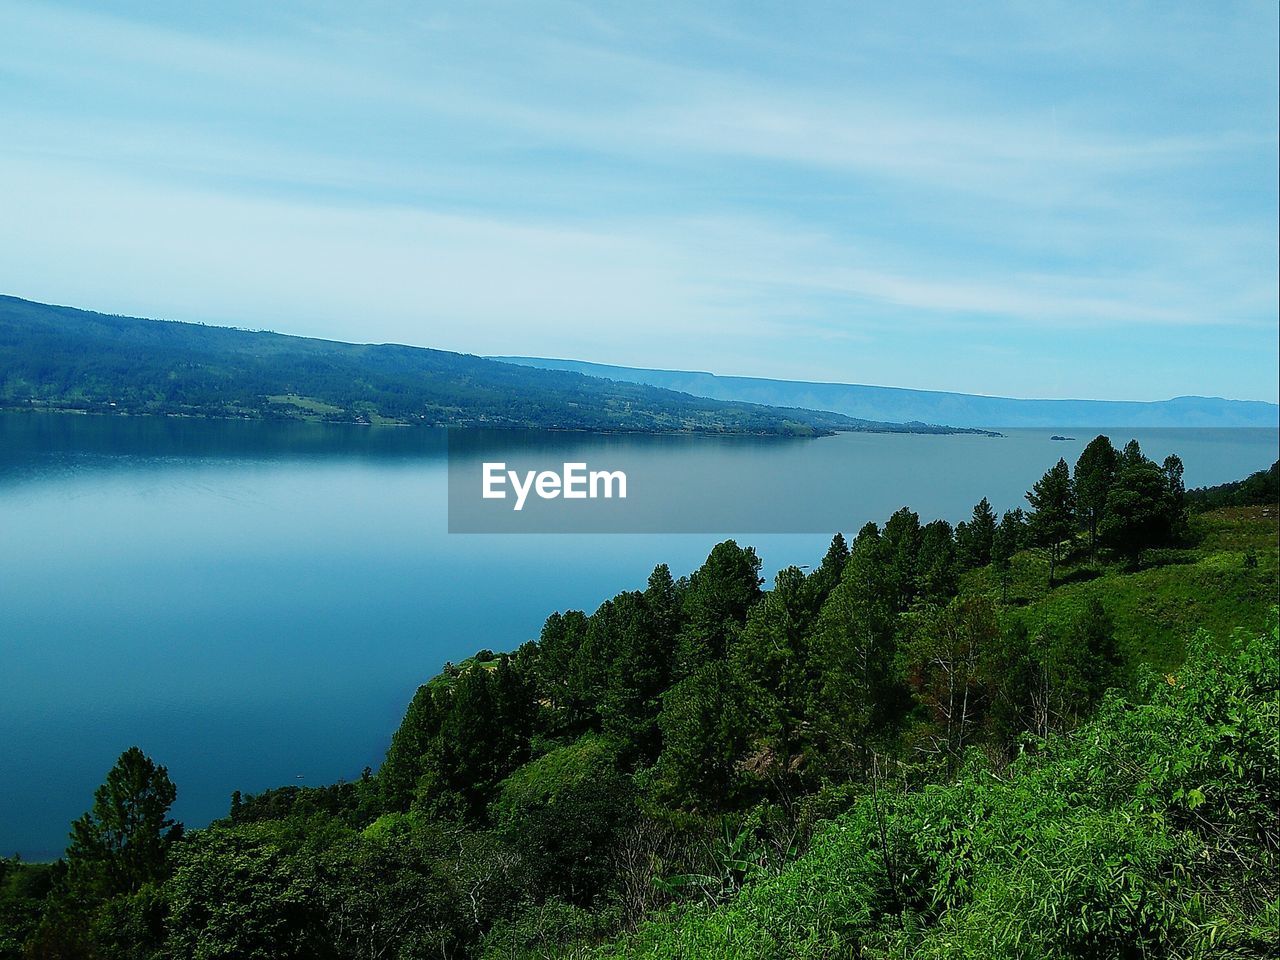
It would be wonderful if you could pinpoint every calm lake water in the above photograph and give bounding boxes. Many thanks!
[2,412,1276,858]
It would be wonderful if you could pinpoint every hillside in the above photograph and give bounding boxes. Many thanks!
[0,296,977,438]
[493,357,1280,429]
[3,444,1275,958]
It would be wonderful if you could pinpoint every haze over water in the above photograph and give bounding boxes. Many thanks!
[2,412,1275,859]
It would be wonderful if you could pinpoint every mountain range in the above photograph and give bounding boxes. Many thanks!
[492,357,1279,429]
[0,297,983,437]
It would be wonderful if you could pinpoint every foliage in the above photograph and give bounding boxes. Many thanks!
[1186,460,1279,512]
[594,612,1279,958]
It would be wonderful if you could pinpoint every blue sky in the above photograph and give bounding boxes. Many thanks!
[1,1,1276,401]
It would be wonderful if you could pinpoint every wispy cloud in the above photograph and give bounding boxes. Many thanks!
[0,0,1275,400]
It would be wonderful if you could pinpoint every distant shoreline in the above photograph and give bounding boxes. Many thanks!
[0,403,1003,439]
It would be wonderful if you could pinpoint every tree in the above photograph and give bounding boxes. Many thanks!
[808,538,898,772]
[881,508,922,611]
[424,666,528,820]
[1099,456,1175,567]
[491,736,634,907]
[1026,458,1076,587]
[599,590,676,761]
[1000,508,1029,550]
[901,597,1000,767]
[1162,454,1188,542]
[991,515,1017,603]
[534,609,589,724]
[956,497,998,569]
[380,685,445,812]
[676,541,763,672]
[732,566,813,781]
[67,747,181,901]
[1027,598,1122,736]
[166,824,325,959]
[805,532,850,609]
[492,654,535,771]
[644,563,683,645]
[916,520,958,602]
[656,662,766,809]
[1074,436,1118,556]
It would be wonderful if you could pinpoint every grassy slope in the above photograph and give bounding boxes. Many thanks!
[579,506,1279,959]
[965,505,1279,672]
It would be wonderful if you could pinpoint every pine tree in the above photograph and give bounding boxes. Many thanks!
[380,684,444,811]
[957,497,998,568]
[1026,458,1076,587]
[67,747,181,900]
[1074,435,1118,556]
[676,540,763,672]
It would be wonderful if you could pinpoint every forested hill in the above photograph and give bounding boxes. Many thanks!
[493,356,1280,429]
[0,296,983,437]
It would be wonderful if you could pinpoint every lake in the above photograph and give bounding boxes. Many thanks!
[1,412,1276,859]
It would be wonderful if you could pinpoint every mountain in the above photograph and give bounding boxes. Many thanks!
[492,357,1280,429]
[0,296,989,437]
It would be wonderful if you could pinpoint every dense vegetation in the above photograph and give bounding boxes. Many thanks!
[2,441,1276,958]
[0,296,988,437]
[1186,460,1279,513]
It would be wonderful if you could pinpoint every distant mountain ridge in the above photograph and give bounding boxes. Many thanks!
[0,296,987,437]
[492,357,1279,429]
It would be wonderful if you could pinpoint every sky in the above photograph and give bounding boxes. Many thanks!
[1,1,1277,401]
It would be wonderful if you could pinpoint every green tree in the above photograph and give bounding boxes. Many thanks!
[881,508,922,611]
[1000,507,1029,549]
[599,591,676,761]
[676,541,763,673]
[423,666,526,820]
[492,654,535,771]
[165,824,324,959]
[732,566,813,782]
[1073,435,1118,556]
[644,563,683,646]
[1026,458,1076,587]
[380,685,445,812]
[1162,454,1189,542]
[805,532,850,609]
[656,662,766,809]
[491,736,635,907]
[1099,456,1175,567]
[1027,598,1122,736]
[67,747,181,901]
[534,609,589,723]
[956,497,998,568]
[901,596,1000,766]
[916,520,958,603]
[314,822,465,959]
[991,517,1017,603]
[808,539,898,773]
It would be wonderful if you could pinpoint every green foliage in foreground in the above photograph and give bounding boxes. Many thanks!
[595,614,1279,958]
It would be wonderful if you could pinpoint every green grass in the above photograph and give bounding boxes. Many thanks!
[961,505,1278,672]
[264,393,345,415]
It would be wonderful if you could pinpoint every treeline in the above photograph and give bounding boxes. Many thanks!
[0,438,1273,958]
[0,295,945,437]
[1186,459,1279,512]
